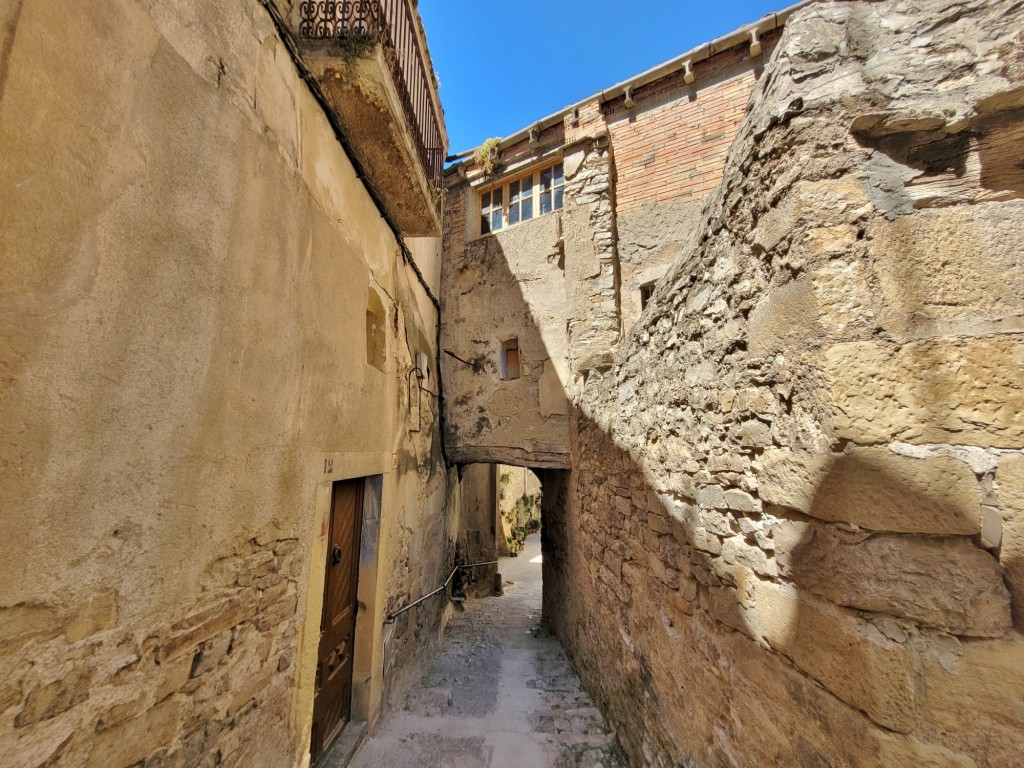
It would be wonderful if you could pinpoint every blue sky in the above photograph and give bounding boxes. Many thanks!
[419,0,788,156]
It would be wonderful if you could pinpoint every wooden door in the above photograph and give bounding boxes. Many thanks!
[311,478,364,764]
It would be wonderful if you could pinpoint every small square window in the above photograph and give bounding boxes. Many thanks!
[640,282,656,310]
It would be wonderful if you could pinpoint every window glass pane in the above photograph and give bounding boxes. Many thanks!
[481,215,490,235]
[521,175,533,195]
[540,191,552,215]
[509,201,520,225]
[541,167,552,188]
[554,163,564,185]
[492,187,503,206]
[522,197,533,221]
[554,187,564,210]
[509,180,520,203]
[481,191,491,209]
[491,209,503,231]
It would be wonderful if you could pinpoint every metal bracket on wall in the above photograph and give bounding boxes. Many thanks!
[408,366,439,434]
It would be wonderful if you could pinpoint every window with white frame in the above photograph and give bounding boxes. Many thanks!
[479,161,564,235]
[480,186,503,234]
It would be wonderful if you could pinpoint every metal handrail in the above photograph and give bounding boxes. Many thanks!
[298,0,445,198]
[384,560,499,624]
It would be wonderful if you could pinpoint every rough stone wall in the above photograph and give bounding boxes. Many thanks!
[549,1,1024,766]
[0,1,451,766]
[563,136,621,373]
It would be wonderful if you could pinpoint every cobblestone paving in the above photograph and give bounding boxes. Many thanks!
[348,534,626,768]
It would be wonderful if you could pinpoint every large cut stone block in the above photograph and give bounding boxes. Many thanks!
[920,635,1024,764]
[87,697,183,768]
[825,337,1024,448]
[775,525,1011,636]
[997,453,1024,629]
[868,202,1024,339]
[0,603,62,655]
[14,669,94,727]
[757,581,918,732]
[758,447,982,534]
[747,279,819,355]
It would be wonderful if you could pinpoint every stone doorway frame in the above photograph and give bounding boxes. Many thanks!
[294,459,390,768]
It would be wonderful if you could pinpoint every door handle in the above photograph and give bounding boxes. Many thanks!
[331,545,343,566]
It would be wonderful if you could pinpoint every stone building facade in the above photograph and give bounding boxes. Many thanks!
[4,1,1024,767]
[0,1,458,767]
[443,1,1024,767]
[441,12,788,467]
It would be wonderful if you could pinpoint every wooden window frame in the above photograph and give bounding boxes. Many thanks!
[499,338,521,381]
[478,161,564,237]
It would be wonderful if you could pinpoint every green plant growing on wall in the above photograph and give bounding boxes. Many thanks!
[331,29,379,60]
[502,490,541,556]
[474,137,502,176]
[506,526,527,554]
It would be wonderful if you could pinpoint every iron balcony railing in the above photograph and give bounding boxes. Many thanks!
[298,0,445,196]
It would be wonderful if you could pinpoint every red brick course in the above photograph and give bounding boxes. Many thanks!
[448,32,781,225]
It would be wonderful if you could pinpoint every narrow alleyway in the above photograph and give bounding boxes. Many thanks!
[347,534,626,768]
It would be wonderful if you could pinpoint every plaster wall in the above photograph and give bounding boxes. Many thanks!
[0,1,451,766]
[440,201,570,468]
[454,463,499,596]
[617,198,703,331]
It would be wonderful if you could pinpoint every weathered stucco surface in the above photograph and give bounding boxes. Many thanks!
[544,1,1024,766]
[0,1,452,766]
[441,208,571,468]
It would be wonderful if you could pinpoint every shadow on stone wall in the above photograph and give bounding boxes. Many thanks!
[446,151,1024,768]
[441,5,1024,768]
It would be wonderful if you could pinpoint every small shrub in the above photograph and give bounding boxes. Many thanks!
[473,137,502,175]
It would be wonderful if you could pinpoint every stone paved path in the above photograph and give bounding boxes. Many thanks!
[348,533,626,768]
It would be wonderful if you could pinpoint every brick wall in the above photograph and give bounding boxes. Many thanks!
[606,33,780,211]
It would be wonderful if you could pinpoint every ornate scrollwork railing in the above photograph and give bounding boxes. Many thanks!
[298,0,445,200]
[298,1,382,38]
